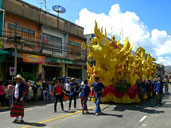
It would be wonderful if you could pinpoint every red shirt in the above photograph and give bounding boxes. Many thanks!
[54,86,62,95]
[0,86,4,95]
[25,84,29,93]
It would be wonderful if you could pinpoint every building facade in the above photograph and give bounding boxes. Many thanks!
[0,0,86,81]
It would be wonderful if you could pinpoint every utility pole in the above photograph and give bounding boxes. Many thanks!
[14,22,18,75]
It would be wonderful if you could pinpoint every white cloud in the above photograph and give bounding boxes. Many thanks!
[157,56,171,66]
[76,4,171,66]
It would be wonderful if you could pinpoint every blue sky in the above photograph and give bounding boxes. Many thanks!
[23,0,171,65]
[23,0,171,34]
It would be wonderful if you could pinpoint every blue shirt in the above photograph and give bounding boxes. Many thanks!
[154,81,163,94]
[69,82,79,96]
[93,82,105,97]
[80,84,90,97]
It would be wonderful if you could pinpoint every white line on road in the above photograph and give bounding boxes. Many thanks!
[139,116,148,122]
[0,111,9,115]
[25,108,33,112]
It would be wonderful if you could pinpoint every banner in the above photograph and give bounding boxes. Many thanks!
[0,37,3,49]
[23,53,45,64]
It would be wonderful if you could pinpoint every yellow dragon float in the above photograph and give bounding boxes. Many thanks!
[82,21,157,103]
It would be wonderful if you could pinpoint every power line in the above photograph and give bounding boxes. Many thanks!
[0,31,87,57]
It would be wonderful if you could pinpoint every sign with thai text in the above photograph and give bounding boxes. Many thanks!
[50,57,75,64]
[23,53,45,64]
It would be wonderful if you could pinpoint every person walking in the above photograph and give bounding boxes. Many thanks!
[64,80,70,95]
[10,74,26,123]
[137,79,146,102]
[79,79,90,114]
[154,77,163,105]
[48,81,53,101]
[68,78,79,110]
[92,76,105,116]
[24,80,30,104]
[32,83,38,102]
[53,80,65,112]
[7,81,14,106]
[0,81,5,106]
[163,75,169,94]
[145,77,151,99]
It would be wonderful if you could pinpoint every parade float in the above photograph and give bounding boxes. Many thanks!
[81,21,157,103]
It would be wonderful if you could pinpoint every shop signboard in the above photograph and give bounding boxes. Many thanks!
[50,57,75,64]
[42,49,52,55]
[23,53,45,64]
[0,37,3,49]
[9,67,16,76]
[0,8,4,37]
[0,50,8,54]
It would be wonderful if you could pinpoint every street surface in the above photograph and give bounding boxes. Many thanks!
[1,89,171,128]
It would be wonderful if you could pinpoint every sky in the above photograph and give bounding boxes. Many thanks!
[23,0,171,66]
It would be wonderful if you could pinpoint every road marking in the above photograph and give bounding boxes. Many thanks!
[22,105,100,128]
[139,116,148,122]
[142,124,147,127]
[0,111,9,115]
[25,108,33,112]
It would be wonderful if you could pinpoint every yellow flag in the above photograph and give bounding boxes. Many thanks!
[81,41,86,50]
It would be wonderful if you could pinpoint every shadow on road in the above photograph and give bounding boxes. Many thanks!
[112,96,165,114]
[63,110,77,113]
[14,121,46,127]
[100,112,123,117]
[84,112,123,117]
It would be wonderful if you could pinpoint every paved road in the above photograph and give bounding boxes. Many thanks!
[1,91,171,128]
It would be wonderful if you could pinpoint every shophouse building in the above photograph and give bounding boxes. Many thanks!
[0,0,86,81]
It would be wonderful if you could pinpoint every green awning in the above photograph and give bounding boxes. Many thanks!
[0,55,6,62]
[0,50,9,54]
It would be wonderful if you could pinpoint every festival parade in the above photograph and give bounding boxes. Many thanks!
[0,0,171,128]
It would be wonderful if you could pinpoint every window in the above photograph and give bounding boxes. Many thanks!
[8,24,15,29]
[42,33,62,53]
[7,23,36,42]
[68,41,81,56]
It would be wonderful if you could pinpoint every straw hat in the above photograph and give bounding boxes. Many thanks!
[14,74,24,80]
[71,77,75,81]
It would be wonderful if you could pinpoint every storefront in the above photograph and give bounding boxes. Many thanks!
[17,53,44,81]
[68,68,82,78]
[43,66,62,81]
[67,64,82,79]
[0,50,9,81]
[43,57,76,81]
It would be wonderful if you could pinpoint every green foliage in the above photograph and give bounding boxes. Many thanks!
[115,80,131,93]
[20,72,36,81]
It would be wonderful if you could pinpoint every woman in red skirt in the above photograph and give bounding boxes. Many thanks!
[10,74,26,123]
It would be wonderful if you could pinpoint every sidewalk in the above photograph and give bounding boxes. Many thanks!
[0,100,54,112]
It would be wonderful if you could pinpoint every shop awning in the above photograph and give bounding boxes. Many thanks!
[0,50,9,54]
[0,55,6,62]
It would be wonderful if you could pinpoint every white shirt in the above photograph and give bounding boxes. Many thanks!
[14,84,19,98]
[65,83,69,91]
